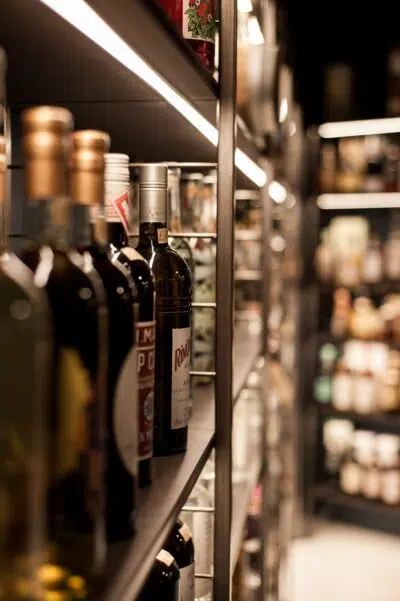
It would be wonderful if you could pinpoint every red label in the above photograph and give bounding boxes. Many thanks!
[112,190,130,235]
[137,321,156,460]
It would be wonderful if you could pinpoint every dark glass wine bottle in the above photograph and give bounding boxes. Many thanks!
[165,519,195,601]
[137,550,180,601]
[70,130,138,542]
[19,106,108,587]
[136,164,192,456]
[106,156,155,488]
[0,122,51,598]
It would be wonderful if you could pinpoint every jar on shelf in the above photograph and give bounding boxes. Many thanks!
[349,297,385,341]
[332,359,353,412]
[376,434,400,506]
[340,449,362,496]
[353,430,378,499]
[362,234,383,285]
[157,0,216,71]
[384,230,400,280]
[331,288,351,339]
[377,350,400,413]
[315,228,334,282]
[323,419,354,475]
[353,368,377,415]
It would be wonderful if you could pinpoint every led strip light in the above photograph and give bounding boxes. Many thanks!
[317,193,400,210]
[319,118,400,139]
[38,0,267,188]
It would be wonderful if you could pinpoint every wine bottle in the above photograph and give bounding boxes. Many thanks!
[70,130,138,541]
[0,108,51,600]
[107,154,155,488]
[136,164,192,456]
[20,106,108,585]
[165,519,195,601]
[137,550,180,601]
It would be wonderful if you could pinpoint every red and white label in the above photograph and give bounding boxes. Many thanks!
[182,0,216,44]
[171,326,191,430]
[136,321,156,460]
[111,190,131,235]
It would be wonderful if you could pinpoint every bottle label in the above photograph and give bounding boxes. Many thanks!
[111,190,131,235]
[179,562,195,601]
[113,346,138,475]
[171,326,191,430]
[183,0,216,44]
[157,227,168,244]
[136,321,156,460]
[157,549,174,566]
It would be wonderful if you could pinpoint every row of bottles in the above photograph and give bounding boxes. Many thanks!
[315,217,400,287]
[1,39,196,597]
[330,290,400,343]
[140,455,215,601]
[323,420,400,506]
[315,340,400,414]
[319,135,400,194]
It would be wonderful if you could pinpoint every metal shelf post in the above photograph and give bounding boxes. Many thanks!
[213,0,237,598]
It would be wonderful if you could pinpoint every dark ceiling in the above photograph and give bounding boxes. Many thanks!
[283,0,400,127]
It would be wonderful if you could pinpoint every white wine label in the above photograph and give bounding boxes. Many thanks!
[157,227,168,244]
[113,346,138,475]
[120,246,146,262]
[182,0,216,44]
[157,549,174,567]
[179,523,191,543]
[111,190,130,235]
[179,562,195,601]
[171,326,191,430]
[136,321,156,460]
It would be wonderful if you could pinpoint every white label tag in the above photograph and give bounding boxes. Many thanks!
[179,562,195,601]
[157,227,168,244]
[157,549,174,567]
[171,327,191,430]
[113,346,138,475]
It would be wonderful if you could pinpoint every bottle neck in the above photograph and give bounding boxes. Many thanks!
[138,186,169,247]
[108,220,128,253]
[138,221,168,248]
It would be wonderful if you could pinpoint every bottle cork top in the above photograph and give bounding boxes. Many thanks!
[22,106,73,201]
[71,129,110,152]
[22,106,73,133]
[139,163,168,189]
[70,129,110,206]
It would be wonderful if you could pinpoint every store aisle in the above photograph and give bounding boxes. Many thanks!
[287,520,400,601]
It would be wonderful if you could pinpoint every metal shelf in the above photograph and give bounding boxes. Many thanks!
[233,324,261,404]
[0,0,259,186]
[102,325,260,601]
[315,403,400,434]
[231,453,263,570]
[312,483,400,535]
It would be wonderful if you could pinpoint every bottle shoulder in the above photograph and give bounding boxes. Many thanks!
[150,245,192,279]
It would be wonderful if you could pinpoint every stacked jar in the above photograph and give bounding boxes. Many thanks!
[376,434,400,505]
[104,153,131,245]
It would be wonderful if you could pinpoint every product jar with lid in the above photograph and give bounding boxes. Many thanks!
[376,434,400,505]
[157,0,216,71]
[340,454,362,496]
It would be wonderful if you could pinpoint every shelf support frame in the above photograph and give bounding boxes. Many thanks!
[213,0,237,598]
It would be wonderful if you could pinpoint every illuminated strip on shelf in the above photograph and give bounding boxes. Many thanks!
[38,0,267,188]
[319,118,400,139]
[317,193,400,210]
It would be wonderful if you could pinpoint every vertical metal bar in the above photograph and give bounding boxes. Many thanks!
[259,158,272,600]
[213,0,236,599]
